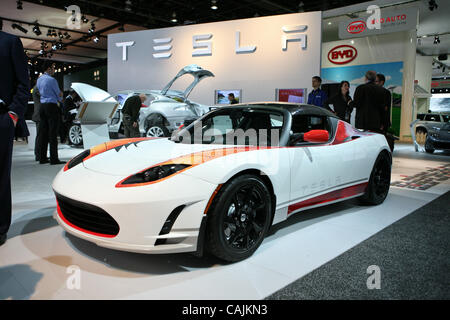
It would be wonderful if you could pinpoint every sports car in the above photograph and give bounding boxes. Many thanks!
[52,102,392,262]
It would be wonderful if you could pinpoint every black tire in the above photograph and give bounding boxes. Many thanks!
[145,114,170,137]
[205,174,272,262]
[68,124,83,146]
[425,139,435,154]
[360,151,391,205]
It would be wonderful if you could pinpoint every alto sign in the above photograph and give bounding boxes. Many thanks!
[338,7,418,39]
[327,45,357,65]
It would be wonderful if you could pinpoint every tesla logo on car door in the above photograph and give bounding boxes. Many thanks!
[328,45,357,64]
[347,20,366,34]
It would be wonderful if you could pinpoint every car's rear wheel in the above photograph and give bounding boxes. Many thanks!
[145,114,170,137]
[205,174,272,262]
[360,152,391,205]
[68,124,83,146]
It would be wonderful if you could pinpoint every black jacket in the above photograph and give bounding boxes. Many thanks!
[326,93,353,122]
[381,87,392,131]
[0,31,29,120]
[352,81,386,131]
[121,95,141,123]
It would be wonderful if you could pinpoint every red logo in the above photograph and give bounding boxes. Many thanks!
[347,20,366,34]
[328,45,358,65]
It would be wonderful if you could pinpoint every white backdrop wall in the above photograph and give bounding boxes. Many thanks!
[108,12,322,105]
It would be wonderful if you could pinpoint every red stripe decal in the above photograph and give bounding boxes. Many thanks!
[56,200,117,238]
[288,182,368,215]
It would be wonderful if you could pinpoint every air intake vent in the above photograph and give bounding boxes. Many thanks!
[56,193,119,237]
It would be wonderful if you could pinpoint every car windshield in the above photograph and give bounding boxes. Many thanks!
[171,107,285,146]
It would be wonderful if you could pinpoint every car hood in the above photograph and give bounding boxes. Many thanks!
[82,138,239,176]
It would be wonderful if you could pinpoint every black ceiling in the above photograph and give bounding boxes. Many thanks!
[25,0,369,29]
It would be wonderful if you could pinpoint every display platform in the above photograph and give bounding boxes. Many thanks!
[1,143,449,299]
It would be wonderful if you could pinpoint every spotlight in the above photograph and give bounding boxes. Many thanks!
[93,36,99,43]
[125,0,132,12]
[39,49,44,54]
[81,15,89,24]
[88,22,96,35]
[17,0,23,10]
[434,35,440,44]
[33,24,41,36]
[52,44,57,50]
[46,28,52,37]
[171,12,177,23]
[64,32,71,39]
[428,0,438,11]
[58,31,63,39]
[11,23,28,34]
[211,0,218,10]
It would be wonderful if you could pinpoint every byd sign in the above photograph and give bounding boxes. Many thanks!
[347,20,367,34]
[327,45,357,65]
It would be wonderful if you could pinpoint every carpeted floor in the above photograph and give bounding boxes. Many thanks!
[267,192,450,300]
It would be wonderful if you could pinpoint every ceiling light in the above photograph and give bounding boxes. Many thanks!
[64,32,71,39]
[125,0,132,12]
[434,35,440,44]
[58,31,63,39]
[171,12,177,23]
[88,22,96,35]
[211,0,218,10]
[93,36,99,43]
[327,22,332,25]
[11,23,28,34]
[17,1,23,10]
[81,15,89,24]
[429,0,438,11]
[33,24,41,36]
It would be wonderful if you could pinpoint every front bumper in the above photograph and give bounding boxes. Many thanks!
[52,164,217,254]
[427,135,450,150]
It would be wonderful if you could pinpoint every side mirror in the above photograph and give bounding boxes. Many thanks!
[303,130,329,143]
[289,133,304,145]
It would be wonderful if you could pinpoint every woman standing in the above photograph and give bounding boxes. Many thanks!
[326,81,353,123]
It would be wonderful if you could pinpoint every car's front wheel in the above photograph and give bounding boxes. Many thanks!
[360,151,391,205]
[205,174,272,262]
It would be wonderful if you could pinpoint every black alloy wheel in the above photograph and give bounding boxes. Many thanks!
[205,174,272,262]
[360,152,391,205]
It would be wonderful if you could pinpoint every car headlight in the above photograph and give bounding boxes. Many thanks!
[117,164,191,187]
[64,149,90,171]
[430,132,440,138]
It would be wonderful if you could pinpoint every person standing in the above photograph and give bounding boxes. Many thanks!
[307,76,328,109]
[352,71,386,133]
[375,73,392,133]
[325,81,353,123]
[62,90,78,144]
[122,93,146,138]
[32,84,42,161]
[0,30,30,246]
[36,61,65,165]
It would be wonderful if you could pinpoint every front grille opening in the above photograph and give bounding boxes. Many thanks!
[56,193,119,237]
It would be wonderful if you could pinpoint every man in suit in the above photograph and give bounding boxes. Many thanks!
[32,85,42,161]
[375,73,392,133]
[352,71,386,133]
[36,61,65,165]
[0,30,30,246]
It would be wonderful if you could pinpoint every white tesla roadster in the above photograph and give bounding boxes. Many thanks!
[53,103,391,262]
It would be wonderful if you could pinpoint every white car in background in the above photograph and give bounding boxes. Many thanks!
[68,64,215,145]
[109,64,215,138]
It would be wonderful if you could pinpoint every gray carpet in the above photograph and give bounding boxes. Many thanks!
[267,191,450,300]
